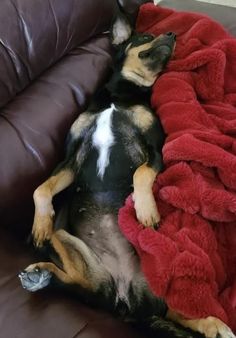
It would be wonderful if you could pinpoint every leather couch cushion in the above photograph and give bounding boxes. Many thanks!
[0,0,152,230]
[0,34,113,229]
[0,228,148,338]
[158,0,236,36]
[0,0,117,108]
[1,1,234,338]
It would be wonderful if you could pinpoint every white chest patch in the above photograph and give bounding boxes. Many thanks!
[92,104,115,179]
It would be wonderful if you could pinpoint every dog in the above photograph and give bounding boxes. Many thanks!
[19,12,235,338]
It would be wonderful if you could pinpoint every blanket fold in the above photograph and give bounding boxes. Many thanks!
[118,3,236,331]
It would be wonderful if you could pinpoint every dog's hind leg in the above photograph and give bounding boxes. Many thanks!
[167,310,236,338]
[32,169,75,247]
[20,229,109,293]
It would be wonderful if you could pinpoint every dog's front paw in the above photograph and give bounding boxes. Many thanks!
[194,317,235,338]
[32,214,53,248]
[134,193,160,228]
[19,265,52,292]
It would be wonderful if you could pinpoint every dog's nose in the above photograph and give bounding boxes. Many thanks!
[166,32,176,40]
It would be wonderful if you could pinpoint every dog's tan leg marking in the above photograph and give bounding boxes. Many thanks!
[128,105,154,133]
[133,162,160,227]
[53,229,108,288]
[167,310,236,338]
[70,112,97,140]
[50,230,92,288]
[25,262,77,285]
[26,231,93,290]
[32,169,74,247]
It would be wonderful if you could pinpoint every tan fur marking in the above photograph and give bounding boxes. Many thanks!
[55,230,107,287]
[25,262,77,285]
[50,231,92,289]
[122,39,160,87]
[167,310,235,338]
[70,112,96,139]
[133,162,160,227]
[128,105,154,132]
[32,169,74,247]
[25,229,97,291]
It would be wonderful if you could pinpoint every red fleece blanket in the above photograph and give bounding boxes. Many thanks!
[118,4,236,331]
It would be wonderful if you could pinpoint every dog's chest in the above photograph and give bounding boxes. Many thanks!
[92,105,115,179]
[90,103,152,181]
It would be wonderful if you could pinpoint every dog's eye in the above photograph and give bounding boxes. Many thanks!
[139,35,155,43]
[129,34,154,48]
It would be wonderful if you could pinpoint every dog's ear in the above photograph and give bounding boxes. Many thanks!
[111,13,132,46]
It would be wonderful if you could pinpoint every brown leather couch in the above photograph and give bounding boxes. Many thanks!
[0,0,235,337]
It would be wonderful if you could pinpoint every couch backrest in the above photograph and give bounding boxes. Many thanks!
[0,0,118,108]
[0,0,151,231]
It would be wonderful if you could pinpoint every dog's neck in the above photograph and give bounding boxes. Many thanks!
[87,71,153,113]
[106,72,152,107]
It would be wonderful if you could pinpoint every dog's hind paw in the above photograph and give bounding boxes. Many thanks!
[200,317,236,338]
[181,316,234,338]
[19,266,52,292]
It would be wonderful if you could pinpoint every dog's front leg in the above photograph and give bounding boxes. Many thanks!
[133,162,160,227]
[32,168,74,247]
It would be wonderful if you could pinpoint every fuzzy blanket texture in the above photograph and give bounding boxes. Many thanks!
[118,3,236,331]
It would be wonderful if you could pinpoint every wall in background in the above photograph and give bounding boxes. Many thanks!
[154,0,236,7]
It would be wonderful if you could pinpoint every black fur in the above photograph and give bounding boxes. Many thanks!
[20,22,198,338]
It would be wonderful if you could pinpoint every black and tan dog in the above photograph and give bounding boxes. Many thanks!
[19,13,235,338]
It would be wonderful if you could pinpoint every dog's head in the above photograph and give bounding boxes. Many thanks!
[111,14,176,87]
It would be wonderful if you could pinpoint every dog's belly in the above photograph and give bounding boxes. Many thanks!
[69,191,141,305]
